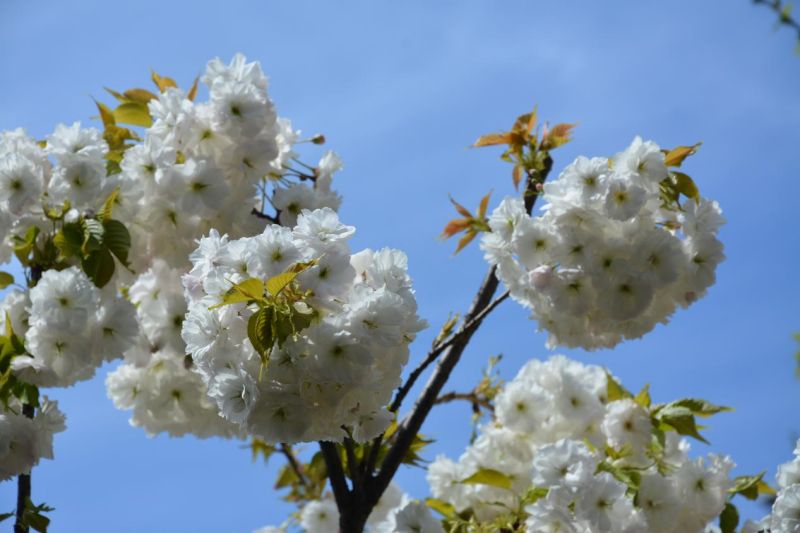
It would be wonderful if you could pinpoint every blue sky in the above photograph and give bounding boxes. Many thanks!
[1,1,799,530]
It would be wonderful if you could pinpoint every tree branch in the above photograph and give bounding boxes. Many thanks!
[319,441,349,510]
[369,156,552,507]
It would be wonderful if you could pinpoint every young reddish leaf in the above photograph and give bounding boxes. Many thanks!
[441,218,470,238]
[477,191,491,219]
[526,106,538,134]
[542,123,576,149]
[664,142,702,167]
[454,231,476,254]
[512,164,523,189]
[473,132,512,147]
[449,196,473,218]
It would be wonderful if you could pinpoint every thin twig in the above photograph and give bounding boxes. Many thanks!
[753,0,800,43]
[434,391,494,412]
[250,207,279,224]
[279,443,308,488]
[389,290,510,413]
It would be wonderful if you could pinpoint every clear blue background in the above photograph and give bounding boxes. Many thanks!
[1,1,799,531]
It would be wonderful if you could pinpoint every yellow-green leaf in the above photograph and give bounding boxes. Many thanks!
[187,76,200,101]
[0,272,13,289]
[210,278,265,309]
[460,468,513,490]
[605,370,633,402]
[151,69,178,93]
[94,99,116,127]
[122,88,158,104]
[113,103,152,128]
[266,272,299,297]
[634,384,651,408]
[100,188,120,221]
[426,498,456,518]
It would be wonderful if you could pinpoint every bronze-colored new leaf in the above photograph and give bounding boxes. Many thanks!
[473,132,513,148]
[664,142,702,167]
[151,69,178,93]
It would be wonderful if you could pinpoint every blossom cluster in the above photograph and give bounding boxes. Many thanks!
[6,267,137,388]
[105,54,345,438]
[257,483,443,533]
[481,137,725,349]
[181,208,426,443]
[426,356,738,532]
[105,260,240,437]
[743,441,800,532]
[0,397,65,481]
[0,124,140,386]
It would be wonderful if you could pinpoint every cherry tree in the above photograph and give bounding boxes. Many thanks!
[0,54,790,533]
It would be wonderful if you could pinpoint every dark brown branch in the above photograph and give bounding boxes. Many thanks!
[16,266,41,533]
[250,207,279,224]
[369,156,552,508]
[343,438,361,491]
[279,443,308,488]
[319,441,349,509]
[14,404,34,533]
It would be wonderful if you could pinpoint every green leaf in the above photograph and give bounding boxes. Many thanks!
[672,171,700,201]
[0,272,13,289]
[81,248,115,288]
[460,468,513,490]
[274,464,300,489]
[719,502,739,533]
[102,219,131,266]
[729,472,767,500]
[113,102,152,128]
[426,498,456,518]
[521,487,549,505]
[16,383,39,409]
[13,226,40,266]
[668,398,732,418]
[53,223,84,260]
[605,370,633,402]
[82,218,105,254]
[656,405,708,443]
[0,511,13,522]
[247,307,274,366]
[250,438,275,463]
